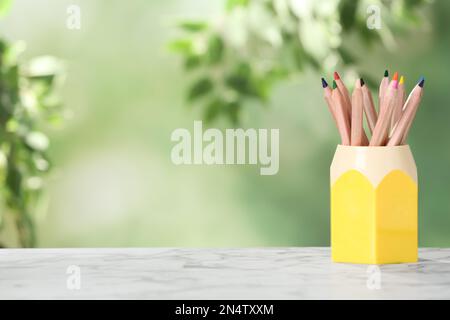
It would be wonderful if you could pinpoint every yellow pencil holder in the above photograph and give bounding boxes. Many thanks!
[330,145,418,264]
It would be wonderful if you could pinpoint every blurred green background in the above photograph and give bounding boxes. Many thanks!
[0,0,449,247]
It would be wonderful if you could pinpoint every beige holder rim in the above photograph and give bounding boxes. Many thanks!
[330,145,417,187]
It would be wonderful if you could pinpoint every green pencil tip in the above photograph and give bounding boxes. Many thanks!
[332,80,337,89]
[384,69,389,77]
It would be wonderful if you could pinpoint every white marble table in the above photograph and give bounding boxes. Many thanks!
[1,248,449,299]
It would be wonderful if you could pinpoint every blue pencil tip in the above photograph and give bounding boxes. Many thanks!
[418,76,425,88]
[321,78,328,88]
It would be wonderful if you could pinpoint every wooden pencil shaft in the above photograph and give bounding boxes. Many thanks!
[400,89,422,143]
[324,87,339,127]
[379,77,389,112]
[361,129,369,146]
[322,73,423,147]
[332,89,351,145]
[387,87,422,146]
[400,91,423,145]
[390,84,405,132]
[362,86,378,134]
[335,79,352,122]
[370,83,398,146]
[351,87,364,146]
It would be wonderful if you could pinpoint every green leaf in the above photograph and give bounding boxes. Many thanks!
[226,0,249,11]
[226,101,240,125]
[203,99,223,123]
[46,113,65,127]
[0,0,13,18]
[168,39,193,55]
[2,41,26,66]
[226,73,251,95]
[225,63,268,100]
[184,55,203,70]
[404,0,426,9]
[0,34,64,247]
[4,64,20,106]
[266,66,289,82]
[6,163,22,198]
[178,21,208,33]
[187,77,213,102]
[339,0,359,32]
[207,35,224,65]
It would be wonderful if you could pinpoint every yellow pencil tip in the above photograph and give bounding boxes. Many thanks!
[399,76,405,85]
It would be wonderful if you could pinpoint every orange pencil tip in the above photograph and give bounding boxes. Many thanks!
[333,72,340,80]
[392,72,399,81]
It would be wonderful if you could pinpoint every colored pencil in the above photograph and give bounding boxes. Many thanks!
[351,79,365,146]
[321,71,424,147]
[361,78,378,134]
[331,80,351,145]
[370,72,399,146]
[387,77,425,146]
[322,78,339,127]
[390,75,406,132]
[334,72,352,122]
[379,69,389,112]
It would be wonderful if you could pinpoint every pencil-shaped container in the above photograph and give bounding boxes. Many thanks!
[330,145,418,264]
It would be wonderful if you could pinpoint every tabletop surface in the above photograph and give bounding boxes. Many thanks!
[1,248,449,299]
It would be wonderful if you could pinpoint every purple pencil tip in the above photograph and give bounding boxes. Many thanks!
[321,78,328,88]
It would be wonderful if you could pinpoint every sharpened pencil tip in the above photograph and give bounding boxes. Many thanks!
[418,76,425,88]
[321,78,328,88]
[332,80,337,89]
[360,78,365,86]
[393,72,398,81]
[333,72,340,80]
[399,76,405,85]
[384,69,389,77]
[393,80,399,89]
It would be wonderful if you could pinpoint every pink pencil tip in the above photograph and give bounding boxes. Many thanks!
[393,80,399,89]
